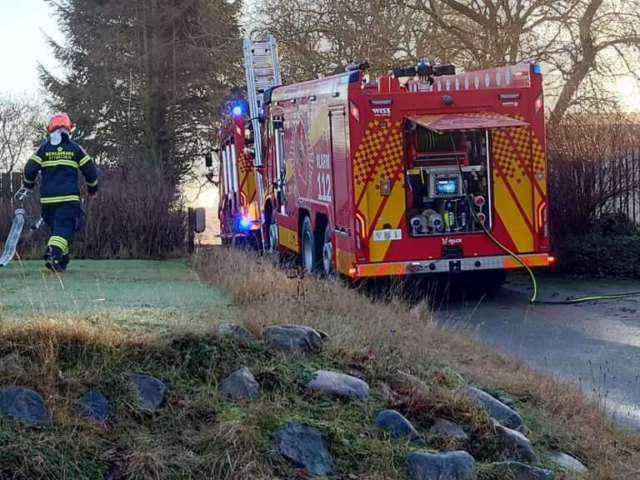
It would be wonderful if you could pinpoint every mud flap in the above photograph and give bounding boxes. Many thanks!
[0,209,26,267]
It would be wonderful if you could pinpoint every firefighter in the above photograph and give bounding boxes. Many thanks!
[22,113,99,272]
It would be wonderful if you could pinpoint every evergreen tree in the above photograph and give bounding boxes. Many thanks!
[41,0,242,184]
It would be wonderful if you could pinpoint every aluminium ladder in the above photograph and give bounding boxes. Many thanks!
[243,35,282,168]
[242,36,281,251]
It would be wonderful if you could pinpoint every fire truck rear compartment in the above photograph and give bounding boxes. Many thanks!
[404,123,492,239]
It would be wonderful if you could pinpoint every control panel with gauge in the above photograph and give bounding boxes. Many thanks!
[405,128,491,237]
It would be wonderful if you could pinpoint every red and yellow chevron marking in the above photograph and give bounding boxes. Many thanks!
[492,126,536,252]
[357,262,407,277]
[503,254,549,269]
[352,120,407,262]
[237,152,257,206]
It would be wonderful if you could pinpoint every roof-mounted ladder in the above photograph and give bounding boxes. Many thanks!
[243,35,281,167]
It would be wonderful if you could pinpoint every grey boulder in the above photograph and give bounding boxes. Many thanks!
[486,461,554,480]
[218,324,257,343]
[264,325,323,353]
[220,367,259,400]
[375,410,422,442]
[466,387,526,431]
[307,370,370,400]
[494,423,539,462]
[0,386,50,425]
[549,452,588,473]
[129,373,166,412]
[74,389,112,422]
[407,451,477,480]
[273,422,333,476]
[430,418,469,443]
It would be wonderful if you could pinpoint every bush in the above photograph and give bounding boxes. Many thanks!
[0,165,188,260]
[547,119,640,239]
[556,234,640,278]
[593,212,639,237]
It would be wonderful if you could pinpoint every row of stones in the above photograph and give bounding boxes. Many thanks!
[0,325,323,425]
[270,397,586,479]
[218,325,588,479]
[0,373,166,425]
[0,324,589,480]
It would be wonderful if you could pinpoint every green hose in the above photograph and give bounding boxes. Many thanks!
[475,224,640,305]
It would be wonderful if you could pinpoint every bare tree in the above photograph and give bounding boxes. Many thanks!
[399,0,640,127]
[259,0,640,126]
[256,0,442,82]
[0,95,47,173]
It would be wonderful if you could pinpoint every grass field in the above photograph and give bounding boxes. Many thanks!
[0,259,234,332]
[0,251,639,479]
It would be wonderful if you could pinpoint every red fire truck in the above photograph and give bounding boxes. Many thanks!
[216,102,262,246]
[215,54,551,288]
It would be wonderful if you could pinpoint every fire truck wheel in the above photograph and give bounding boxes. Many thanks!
[301,216,320,273]
[322,224,334,276]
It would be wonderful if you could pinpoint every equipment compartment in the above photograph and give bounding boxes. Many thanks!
[404,124,492,237]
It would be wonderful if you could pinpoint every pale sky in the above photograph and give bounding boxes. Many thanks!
[0,0,63,96]
[1,0,639,112]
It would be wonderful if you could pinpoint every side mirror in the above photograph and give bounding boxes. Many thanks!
[192,207,206,234]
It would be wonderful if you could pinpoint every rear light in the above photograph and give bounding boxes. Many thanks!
[348,267,357,276]
[537,201,548,238]
[350,102,360,122]
[548,255,556,264]
[355,213,366,252]
[355,213,366,238]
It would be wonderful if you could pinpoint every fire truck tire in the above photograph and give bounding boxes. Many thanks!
[301,216,320,273]
[322,224,334,276]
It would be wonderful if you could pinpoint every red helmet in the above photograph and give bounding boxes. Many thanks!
[47,113,73,134]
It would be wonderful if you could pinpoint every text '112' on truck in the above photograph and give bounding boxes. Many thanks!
[208,37,553,292]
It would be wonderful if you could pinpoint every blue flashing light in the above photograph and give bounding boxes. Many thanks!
[239,217,251,229]
[532,63,542,75]
[232,105,243,117]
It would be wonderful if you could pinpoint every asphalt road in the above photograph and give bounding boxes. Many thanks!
[434,273,640,429]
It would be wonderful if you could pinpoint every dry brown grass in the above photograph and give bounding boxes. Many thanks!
[0,320,279,480]
[196,246,640,480]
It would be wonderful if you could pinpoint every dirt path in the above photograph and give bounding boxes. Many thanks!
[0,259,234,332]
